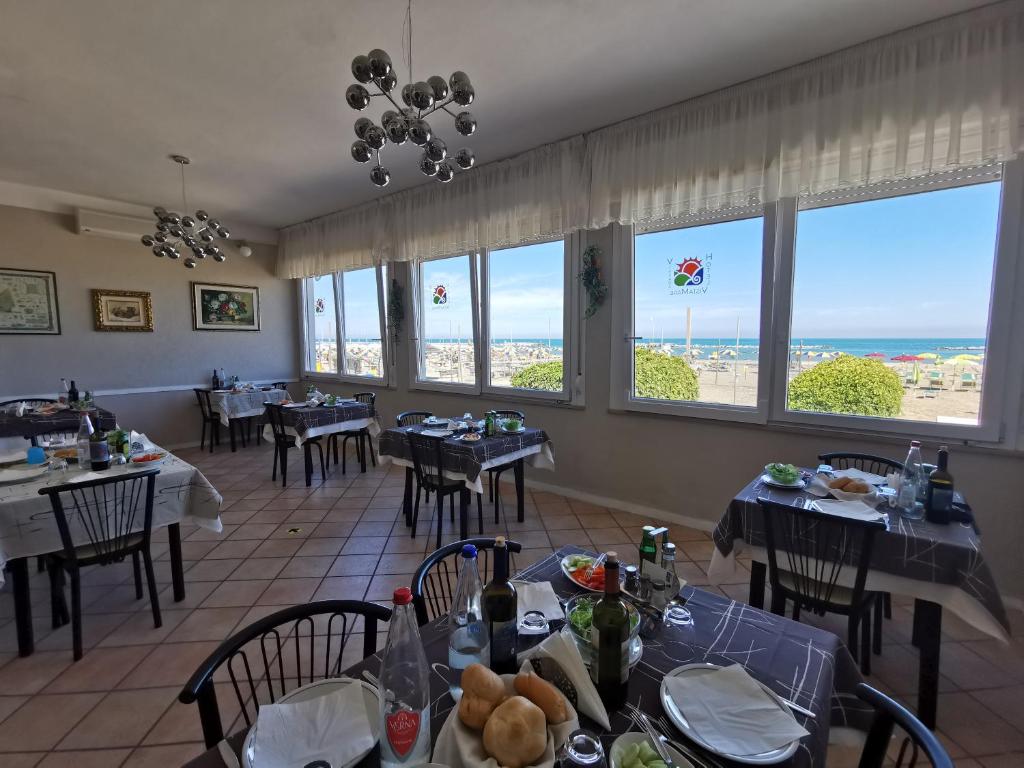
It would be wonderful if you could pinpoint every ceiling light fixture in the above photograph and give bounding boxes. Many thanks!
[140,155,231,269]
[346,0,477,187]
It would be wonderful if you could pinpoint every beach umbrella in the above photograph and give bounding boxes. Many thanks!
[917,352,940,359]
[892,354,925,362]
[954,353,983,361]
[721,349,737,357]
[865,352,886,358]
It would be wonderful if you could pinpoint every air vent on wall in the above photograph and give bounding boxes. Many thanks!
[75,208,152,241]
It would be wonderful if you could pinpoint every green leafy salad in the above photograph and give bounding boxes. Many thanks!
[567,596,639,637]
[765,462,800,484]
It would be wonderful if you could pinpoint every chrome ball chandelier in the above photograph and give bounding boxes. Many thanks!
[139,155,231,269]
[346,0,476,187]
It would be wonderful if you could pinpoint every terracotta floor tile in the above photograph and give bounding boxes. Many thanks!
[351,521,395,537]
[227,557,289,581]
[315,522,358,539]
[184,558,243,581]
[98,609,191,647]
[42,645,153,693]
[257,578,321,606]
[118,642,221,690]
[165,607,249,643]
[122,742,205,767]
[59,687,177,749]
[0,651,72,695]
[365,573,415,602]
[37,748,132,767]
[340,536,388,555]
[328,554,380,576]
[0,754,43,767]
[0,693,28,722]
[376,553,429,574]
[201,580,270,609]
[227,523,279,540]
[312,576,371,601]
[205,539,263,559]
[295,538,347,557]
[937,691,1024,756]
[278,556,335,579]
[251,539,304,558]
[0,692,103,751]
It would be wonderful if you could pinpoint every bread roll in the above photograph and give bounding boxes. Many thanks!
[513,671,568,724]
[483,696,547,768]
[458,663,506,730]
[828,477,852,490]
[847,480,870,493]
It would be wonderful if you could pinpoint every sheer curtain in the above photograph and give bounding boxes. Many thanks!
[277,199,389,280]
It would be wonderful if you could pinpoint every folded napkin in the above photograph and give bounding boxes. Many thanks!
[252,681,375,768]
[833,467,886,486]
[283,402,307,409]
[420,428,454,438]
[519,627,610,730]
[66,471,109,484]
[665,664,808,756]
[514,581,565,623]
[809,498,885,522]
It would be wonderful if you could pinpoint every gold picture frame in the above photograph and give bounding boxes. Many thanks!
[92,289,154,332]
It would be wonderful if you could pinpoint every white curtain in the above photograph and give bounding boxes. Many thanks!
[586,0,1024,230]
[277,199,390,279]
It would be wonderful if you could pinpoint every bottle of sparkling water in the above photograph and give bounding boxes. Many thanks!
[899,441,925,520]
[448,544,490,695]
[76,412,94,466]
[379,587,432,767]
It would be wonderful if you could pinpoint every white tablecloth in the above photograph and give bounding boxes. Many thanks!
[0,449,223,585]
[211,388,289,427]
[380,441,555,495]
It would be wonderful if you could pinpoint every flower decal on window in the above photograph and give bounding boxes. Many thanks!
[432,284,448,305]
[314,297,326,314]
[673,258,704,287]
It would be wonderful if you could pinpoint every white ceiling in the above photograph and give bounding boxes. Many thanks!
[0,0,992,232]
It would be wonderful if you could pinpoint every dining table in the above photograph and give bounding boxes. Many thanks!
[0,446,223,656]
[209,388,289,451]
[187,545,865,768]
[0,404,117,443]
[377,421,555,529]
[708,468,1011,729]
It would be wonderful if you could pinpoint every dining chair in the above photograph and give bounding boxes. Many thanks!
[411,537,523,626]
[408,432,483,548]
[757,497,885,675]
[192,389,222,453]
[817,452,904,476]
[264,402,327,487]
[330,392,377,474]
[487,409,526,523]
[38,467,162,660]
[178,600,392,749]
[856,683,952,768]
[397,410,434,507]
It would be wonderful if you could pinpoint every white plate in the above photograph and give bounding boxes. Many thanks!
[0,465,49,485]
[243,678,380,768]
[457,433,481,442]
[559,555,626,593]
[759,474,805,490]
[610,732,694,768]
[660,663,801,765]
[500,425,526,434]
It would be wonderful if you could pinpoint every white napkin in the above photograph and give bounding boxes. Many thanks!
[283,402,307,409]
[519,628,610,730]
[833,467,886,486]
[665,664,808,756]
[514,581,565,623]
[421,429,454,438]
[809,498,885,522]
[252,681,375,768]
[66,471,109,484]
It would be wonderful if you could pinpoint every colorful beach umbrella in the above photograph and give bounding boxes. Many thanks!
[953,353,983,361]
[917,352,940,359]
[892,354,925,362]
[865,352,886,358]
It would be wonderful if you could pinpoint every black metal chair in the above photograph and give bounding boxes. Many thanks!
[757,497,884,675]
[411,537,523,626]
[818,452,904,476]
[178,600,392,749]
[252,383,292,446]
[856,684,952,768]
[193,389,222,453]
[264,403,327,487]
[328,392,378,474]
[408,432,484,548]
[397,411,435,513]
[487,409,526,523]
[38,468,162,660]
[271,381,289,394]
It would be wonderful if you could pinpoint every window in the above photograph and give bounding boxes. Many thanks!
[787,181,1001,427]
[302,266,388,382]
[414,254,478,388]
[632,217,764,408]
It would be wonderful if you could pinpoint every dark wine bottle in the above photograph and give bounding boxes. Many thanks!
[925,445,955,524]
[68,380,79,404]
[212,369,220,389]
[591,551,629,709]
[482,535,518,674]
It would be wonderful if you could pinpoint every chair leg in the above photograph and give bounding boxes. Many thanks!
[477,492,484,535]
[860,608,872,676]
[366,433,376,467]
[208,421,215,453]
[317,442,326,480]
[791,602,801,622]
[435,493,444,550]
[488,471,494,502]
[132,551,143,600]
[342,436,348,475]
[271,444,279,482]
[883,592,892,619]
[47,560,65,629]
[873,595,884,655]
[848,615,860,663]
[142,549,162,629]
[70,569,83,661]
[769,590,785,616]
[200,420,206,451]
[450,491,455,522]
[280,445,288,487]
[411,487,420,538]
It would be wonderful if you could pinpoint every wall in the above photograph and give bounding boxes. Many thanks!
[0,204,298,445]
[303,224,1024,604]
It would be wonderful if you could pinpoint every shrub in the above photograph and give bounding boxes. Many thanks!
[634,347,699,401]
[510,361,563,391]
[787,355,903,417]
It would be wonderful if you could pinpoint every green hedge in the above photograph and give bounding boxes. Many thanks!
[787,355,903,417]
[510,361,563,391]
[510,349,699,400]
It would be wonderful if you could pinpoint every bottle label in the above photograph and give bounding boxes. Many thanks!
[385,709,420,757]
[590,626,629,684]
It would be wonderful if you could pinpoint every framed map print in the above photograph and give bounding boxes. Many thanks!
[92,289,154,331]
[191,282,261,331]
[0,268,61,335]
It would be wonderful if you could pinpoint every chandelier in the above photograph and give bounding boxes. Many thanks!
[345,0,477,187]
[140,155,231,269]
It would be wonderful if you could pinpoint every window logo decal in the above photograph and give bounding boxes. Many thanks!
[669,255,710,295]
[432,284,448,305]
[314,297,327,314]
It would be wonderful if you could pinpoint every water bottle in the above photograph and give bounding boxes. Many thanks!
[899,440,925,520]
[379,587,432,767]
[76,413,94,466]
[448,544,490,695]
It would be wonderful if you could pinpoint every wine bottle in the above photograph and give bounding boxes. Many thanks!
[212,369,220,389]
[925,445,955,524]
[68,380,79,404]
[482,536,517,674]
[591,551,629,709]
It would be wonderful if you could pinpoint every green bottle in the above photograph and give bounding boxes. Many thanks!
[639,526,657,571]
[591,552,629,709]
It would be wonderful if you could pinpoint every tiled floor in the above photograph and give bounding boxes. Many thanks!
[0,442,1021,766]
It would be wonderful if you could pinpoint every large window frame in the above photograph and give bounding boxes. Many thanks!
[300,265,390,386]
[409,234,583,403]
[612,159,1024,445]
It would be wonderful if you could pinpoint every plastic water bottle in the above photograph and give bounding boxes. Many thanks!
[448,544,490,696]
[899,440,925,520]
[379,587,432,767]
[76,413,94,467]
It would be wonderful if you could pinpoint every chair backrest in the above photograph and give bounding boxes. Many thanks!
[263,402,291,443]
[397,410,433,427]
[37,468,160,565]
[757,497,882,612]
[179,599,392,748]
[0,398,58,409]
[407,431,454,493]
[352,392,376,406]
[271,381,289,391]
[818,452,903,475]
[494,409,525,423]
[193,388,215,419]
[856,684,952,768]
[411,537,524,626]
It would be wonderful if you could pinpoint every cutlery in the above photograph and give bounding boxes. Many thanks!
[583,552,606,582]
[625,704,724,768]
[361,669,380,687]
[778,697,816,719]
[217,738,241,768]
[635,708,677,768]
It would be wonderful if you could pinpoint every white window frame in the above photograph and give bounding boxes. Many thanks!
[610,160,1024,447]
[300,266,390,386]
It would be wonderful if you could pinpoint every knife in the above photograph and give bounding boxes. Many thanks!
[637,709,676,768]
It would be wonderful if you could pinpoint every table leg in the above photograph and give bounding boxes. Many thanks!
[748,560,766,610]
[359,433,367,473]
[459,489,469,540]
[9,558,34,656]
[915,599,942,729]
[514,459,525,522]
[303,444,313,487]
[404,467,413,527]
[168,523,186,602]
[229,420,237,452]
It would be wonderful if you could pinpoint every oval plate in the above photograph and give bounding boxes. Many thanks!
[660,663,800,765]
[759,474,806,490]
[610,732,695,768]
[243,678,380,768]
[560,555,603,593]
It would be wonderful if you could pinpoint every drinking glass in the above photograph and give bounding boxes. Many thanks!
[557,729,607,768]
[517,610,550,655]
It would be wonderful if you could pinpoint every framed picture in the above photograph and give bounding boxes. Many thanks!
[92,289,153,332]
[0,268,61,335]
[191,282,261,331]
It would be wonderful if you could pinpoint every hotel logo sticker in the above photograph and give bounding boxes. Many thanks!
[432,284,448,305]
[669,254,711,296]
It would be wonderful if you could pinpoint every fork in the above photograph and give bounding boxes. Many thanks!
[584,552,606,582]
[624,703,724,768]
